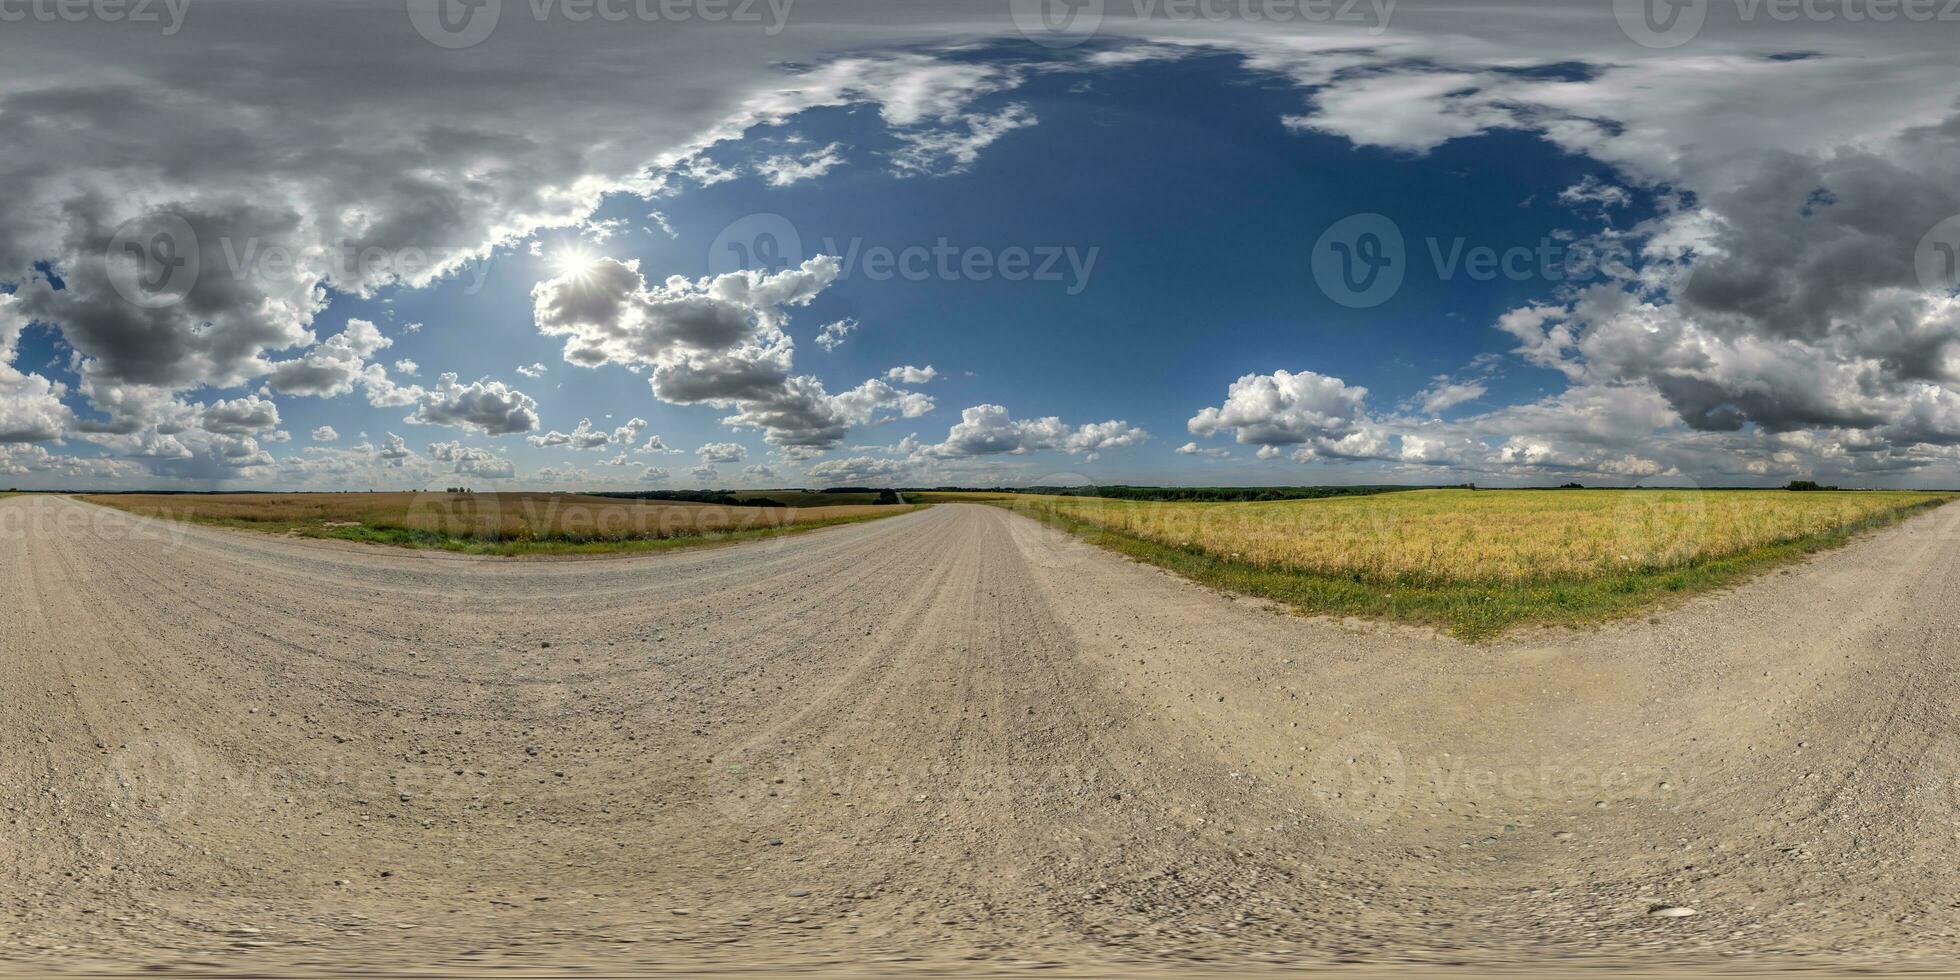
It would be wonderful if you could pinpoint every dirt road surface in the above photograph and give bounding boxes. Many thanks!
[6,493,1960,975]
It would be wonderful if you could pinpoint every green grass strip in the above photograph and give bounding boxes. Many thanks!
[129,504,928,558]
[991,497,1948,641]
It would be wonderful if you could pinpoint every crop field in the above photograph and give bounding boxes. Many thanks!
[985,488,1951,637]
[738,490,902,506]
[81,492,922,556]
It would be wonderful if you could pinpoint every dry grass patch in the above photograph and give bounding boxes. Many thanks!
[83,492,921,555]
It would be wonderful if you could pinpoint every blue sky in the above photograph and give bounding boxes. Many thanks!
[4,1,1960,489]
[345,54,1638,476]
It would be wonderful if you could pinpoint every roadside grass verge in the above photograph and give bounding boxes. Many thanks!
[81,492,927,557]
[979,490,1950,641]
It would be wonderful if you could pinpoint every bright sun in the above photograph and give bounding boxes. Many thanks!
[550,245,599,279]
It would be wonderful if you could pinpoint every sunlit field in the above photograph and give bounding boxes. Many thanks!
[1016,489,1947,581]
[976,489,1951,637]
[82,492,921,556]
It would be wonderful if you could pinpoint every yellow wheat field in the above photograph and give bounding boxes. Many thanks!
[1016,489,1948,583]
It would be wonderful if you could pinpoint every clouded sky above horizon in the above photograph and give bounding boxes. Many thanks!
[6,0,1960,490]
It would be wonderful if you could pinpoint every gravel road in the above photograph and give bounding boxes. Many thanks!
[6,493,1960,975]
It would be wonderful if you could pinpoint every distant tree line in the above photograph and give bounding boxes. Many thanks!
[593,488,905,506]
[592,489,787,507]
[912,484,1467,502]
